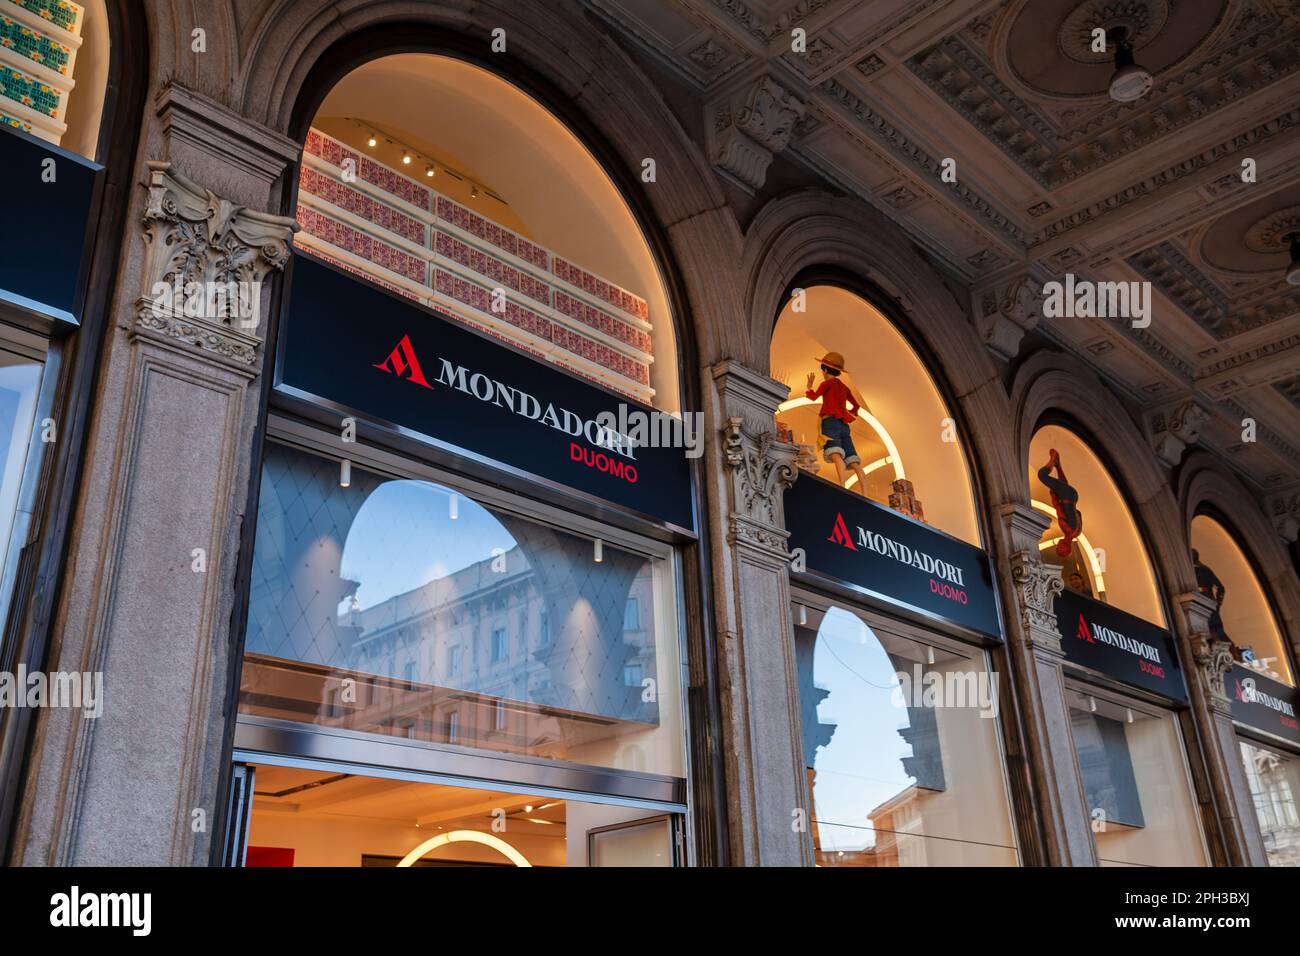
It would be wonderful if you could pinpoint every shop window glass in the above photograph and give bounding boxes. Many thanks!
[244,764,677,867]
[793,603,1018,866]
[1239,740,1300,866]
[770,285,980,546]
[1191,515,1293,685]
[1066,688,1206,866]
[1029,424,1166,626]
[0,347,42,631]
[239,442,684,778]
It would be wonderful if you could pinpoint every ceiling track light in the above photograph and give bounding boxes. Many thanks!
[1107,26,1153,103]
[1284,232,1300,286]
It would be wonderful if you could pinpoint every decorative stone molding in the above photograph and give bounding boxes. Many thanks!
[134,160,297,368]
[707,74,806,193]
[722,416,799,556]
[1147,399,1209,466]
[1266,488,1300,541]
[1001,504,1065,654]
[1180,590,1234,715]
[975,273,1044,360]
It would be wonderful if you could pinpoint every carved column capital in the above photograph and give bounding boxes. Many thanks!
[1001,504,1065,654]
[706,73,806,193]
[1180,590,1234,715]
[975,273,1043,360]
[1146,399,1209,467]
[134,160,298,367]
[1265,488,1300,542]
[722,416,799,558]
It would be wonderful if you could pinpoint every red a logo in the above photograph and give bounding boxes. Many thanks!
[1077,613,1093,643]
[373,334,433,388]
[828,512,857,550]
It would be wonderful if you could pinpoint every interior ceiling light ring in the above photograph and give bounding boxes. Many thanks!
[1106,25,1154,102]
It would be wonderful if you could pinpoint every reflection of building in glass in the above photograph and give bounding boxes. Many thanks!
[1242,743,1300,868]
[240,443,660,763]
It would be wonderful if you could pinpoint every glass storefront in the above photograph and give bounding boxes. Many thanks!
[239,440,684,779]
[0,338,44,633]
[1066,686,1207,866]
[1239,739,1300,867]
[792,601,1019,866]
[243,763,678,867]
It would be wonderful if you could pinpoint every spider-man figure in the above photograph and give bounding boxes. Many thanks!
[1038,448,1083,558]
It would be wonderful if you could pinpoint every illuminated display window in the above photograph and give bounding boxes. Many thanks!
[1029,424,1166,627]
[771,284,980,547]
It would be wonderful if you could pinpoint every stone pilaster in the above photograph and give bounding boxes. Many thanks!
[1179,590,1269,866]
[12,83,298,865]
[998,503,1097,865]
[707,359,810,865]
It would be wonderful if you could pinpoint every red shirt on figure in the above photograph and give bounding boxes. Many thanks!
[806,377,859,423]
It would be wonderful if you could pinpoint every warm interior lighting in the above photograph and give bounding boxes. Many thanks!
[776,396,907,480]
[367,133,377,147]
[842,456,896,490]
[396,830,532,867]
[1032,498,1106,596]
[425,164,436,177]
[401,151,412,165]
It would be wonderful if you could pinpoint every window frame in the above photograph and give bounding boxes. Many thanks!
[789,585,1022,866]
[233,412,692,816]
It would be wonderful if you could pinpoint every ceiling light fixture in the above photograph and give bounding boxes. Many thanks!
[401,151,412,165]
[425,164,436,178]
[1107,26,1153,103]
[1284,232,1300,286]
[367,132,377,148]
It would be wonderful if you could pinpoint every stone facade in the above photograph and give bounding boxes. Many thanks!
[1,0,1297,869]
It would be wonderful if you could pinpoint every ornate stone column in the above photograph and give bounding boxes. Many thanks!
[706,360,811,865]
[12,84,299,865]
[998,503,1097,865]
[1179,591,1269,866]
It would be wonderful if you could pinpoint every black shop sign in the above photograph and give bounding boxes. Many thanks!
[785,474,1001,639]
[1055,588,1187,702]
[1228,665,1300,747]
[277,252,694,530]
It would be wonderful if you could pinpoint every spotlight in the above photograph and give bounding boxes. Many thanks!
[1284,232,1300,286]
[425,164,435,178]
[470,185,480,200]
[401,151,412,165]
[367,132,377,148]
[1107,26,1153,103]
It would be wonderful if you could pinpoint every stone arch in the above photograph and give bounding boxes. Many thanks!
[1010,351,1190,612]
[742,189,1020,508]
[155,0,745,367]
[1178,452,1300,663]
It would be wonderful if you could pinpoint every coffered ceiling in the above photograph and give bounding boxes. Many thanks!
[585,0,1300,517]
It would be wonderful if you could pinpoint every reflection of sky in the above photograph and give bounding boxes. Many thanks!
[812,607,914,853]
[340,480,519,610]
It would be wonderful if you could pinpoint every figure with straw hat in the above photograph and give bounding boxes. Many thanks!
[806,352,870,496]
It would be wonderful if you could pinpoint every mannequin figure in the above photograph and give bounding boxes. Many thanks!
[1038,448,1083,558]
[806,352,870,496]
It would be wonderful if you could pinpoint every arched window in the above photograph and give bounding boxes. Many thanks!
[1190,514,1293,686]
[0,0,111,159]
[292,53,678,411]
[771,284,979,546]
[1029,423,1166,627]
